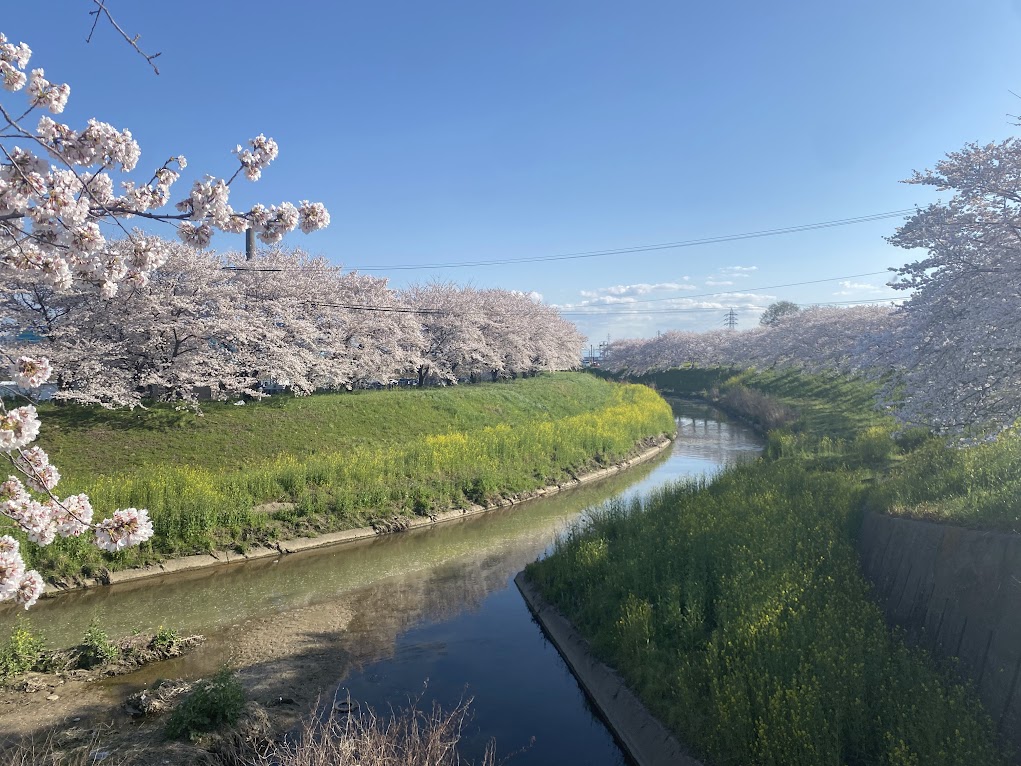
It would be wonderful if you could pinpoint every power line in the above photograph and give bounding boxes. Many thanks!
[227,265,896,308]
[569,270,892,306]
[346,209,914,271]
[231,272,902,317]
[303,301,447,315]
[222,209,913,274]
[281,295,901,318]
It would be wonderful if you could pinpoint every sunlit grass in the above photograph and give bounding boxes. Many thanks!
[8,376,675,578]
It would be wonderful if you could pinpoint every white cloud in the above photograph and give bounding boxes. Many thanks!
[831,280,891,297]
[705,279,734,286]
[557,292,774,316]
[578,281,698,300]
[558,281,777,339]
[719,265,758,278]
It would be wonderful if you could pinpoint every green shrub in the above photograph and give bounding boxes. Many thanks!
[719,385,799,431]
[149,625,180,653]
[894,427,933,453]
[165,666,245,740]
[765,430,798,460]
[853,425,895,466]
[0,620,44,679]
[76,619,118,669]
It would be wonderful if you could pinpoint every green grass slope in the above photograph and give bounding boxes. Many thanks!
[12,374,676,578]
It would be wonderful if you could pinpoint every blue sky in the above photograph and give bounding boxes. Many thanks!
[4,2,1020,341]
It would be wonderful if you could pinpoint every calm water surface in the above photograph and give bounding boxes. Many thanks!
[0,399,760,764]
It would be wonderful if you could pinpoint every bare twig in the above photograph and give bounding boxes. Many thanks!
[86,1,162,75]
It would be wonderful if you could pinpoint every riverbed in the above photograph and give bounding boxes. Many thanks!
[0,400,760,763]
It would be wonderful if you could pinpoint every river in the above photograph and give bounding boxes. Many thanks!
[0,400,761,763]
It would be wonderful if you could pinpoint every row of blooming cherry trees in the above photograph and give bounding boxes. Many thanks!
[603,304,899,378]
[2,241,582,408]
[605,134,1021,439]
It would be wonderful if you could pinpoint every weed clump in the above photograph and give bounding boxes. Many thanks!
[75,619,118,669]
[229,697,495,766]
[165,666,245,741]
[0,620,44,679]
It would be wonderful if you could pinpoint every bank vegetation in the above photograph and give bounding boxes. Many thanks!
[527,369,1010,766]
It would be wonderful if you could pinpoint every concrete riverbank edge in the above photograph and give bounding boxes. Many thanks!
[41,435,674,598]
[514,571,702,766]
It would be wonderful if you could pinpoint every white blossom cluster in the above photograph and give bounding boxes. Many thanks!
[0,533,43,608]
[94,508,153,552]
[235,134,278,181]
[883,138,1021,435]
[0,356,150,609]
[1,30,329,303]
[0,29,331,608]
[12,356,51,389]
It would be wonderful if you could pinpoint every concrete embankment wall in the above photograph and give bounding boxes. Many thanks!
[858,512,1021,751]
[515,573,703,766]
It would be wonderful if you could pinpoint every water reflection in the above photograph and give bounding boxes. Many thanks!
[0,457,665,646]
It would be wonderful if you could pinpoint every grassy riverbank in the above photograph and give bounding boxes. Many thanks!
[637,365,1021,532]
[10,374,675,579]
[527,368,1008,765]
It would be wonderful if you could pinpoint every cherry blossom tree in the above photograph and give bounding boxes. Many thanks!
[403,284,581,385]
[3,237,257,406]
[886,138,1021,434]
[402,282,498,385]
[0,29,329,607]
[230,248,425,391]
[744,305,897,373]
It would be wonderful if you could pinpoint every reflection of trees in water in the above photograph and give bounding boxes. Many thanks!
[227,543,537,714]
[342,540,537,660]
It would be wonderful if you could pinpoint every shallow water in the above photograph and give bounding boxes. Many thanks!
[0,399,761,764]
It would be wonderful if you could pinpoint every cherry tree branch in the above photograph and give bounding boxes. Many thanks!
[86,0,162,75]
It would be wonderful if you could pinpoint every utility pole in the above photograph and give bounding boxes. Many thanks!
[245,228,256,261]
[724,308,738,331]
